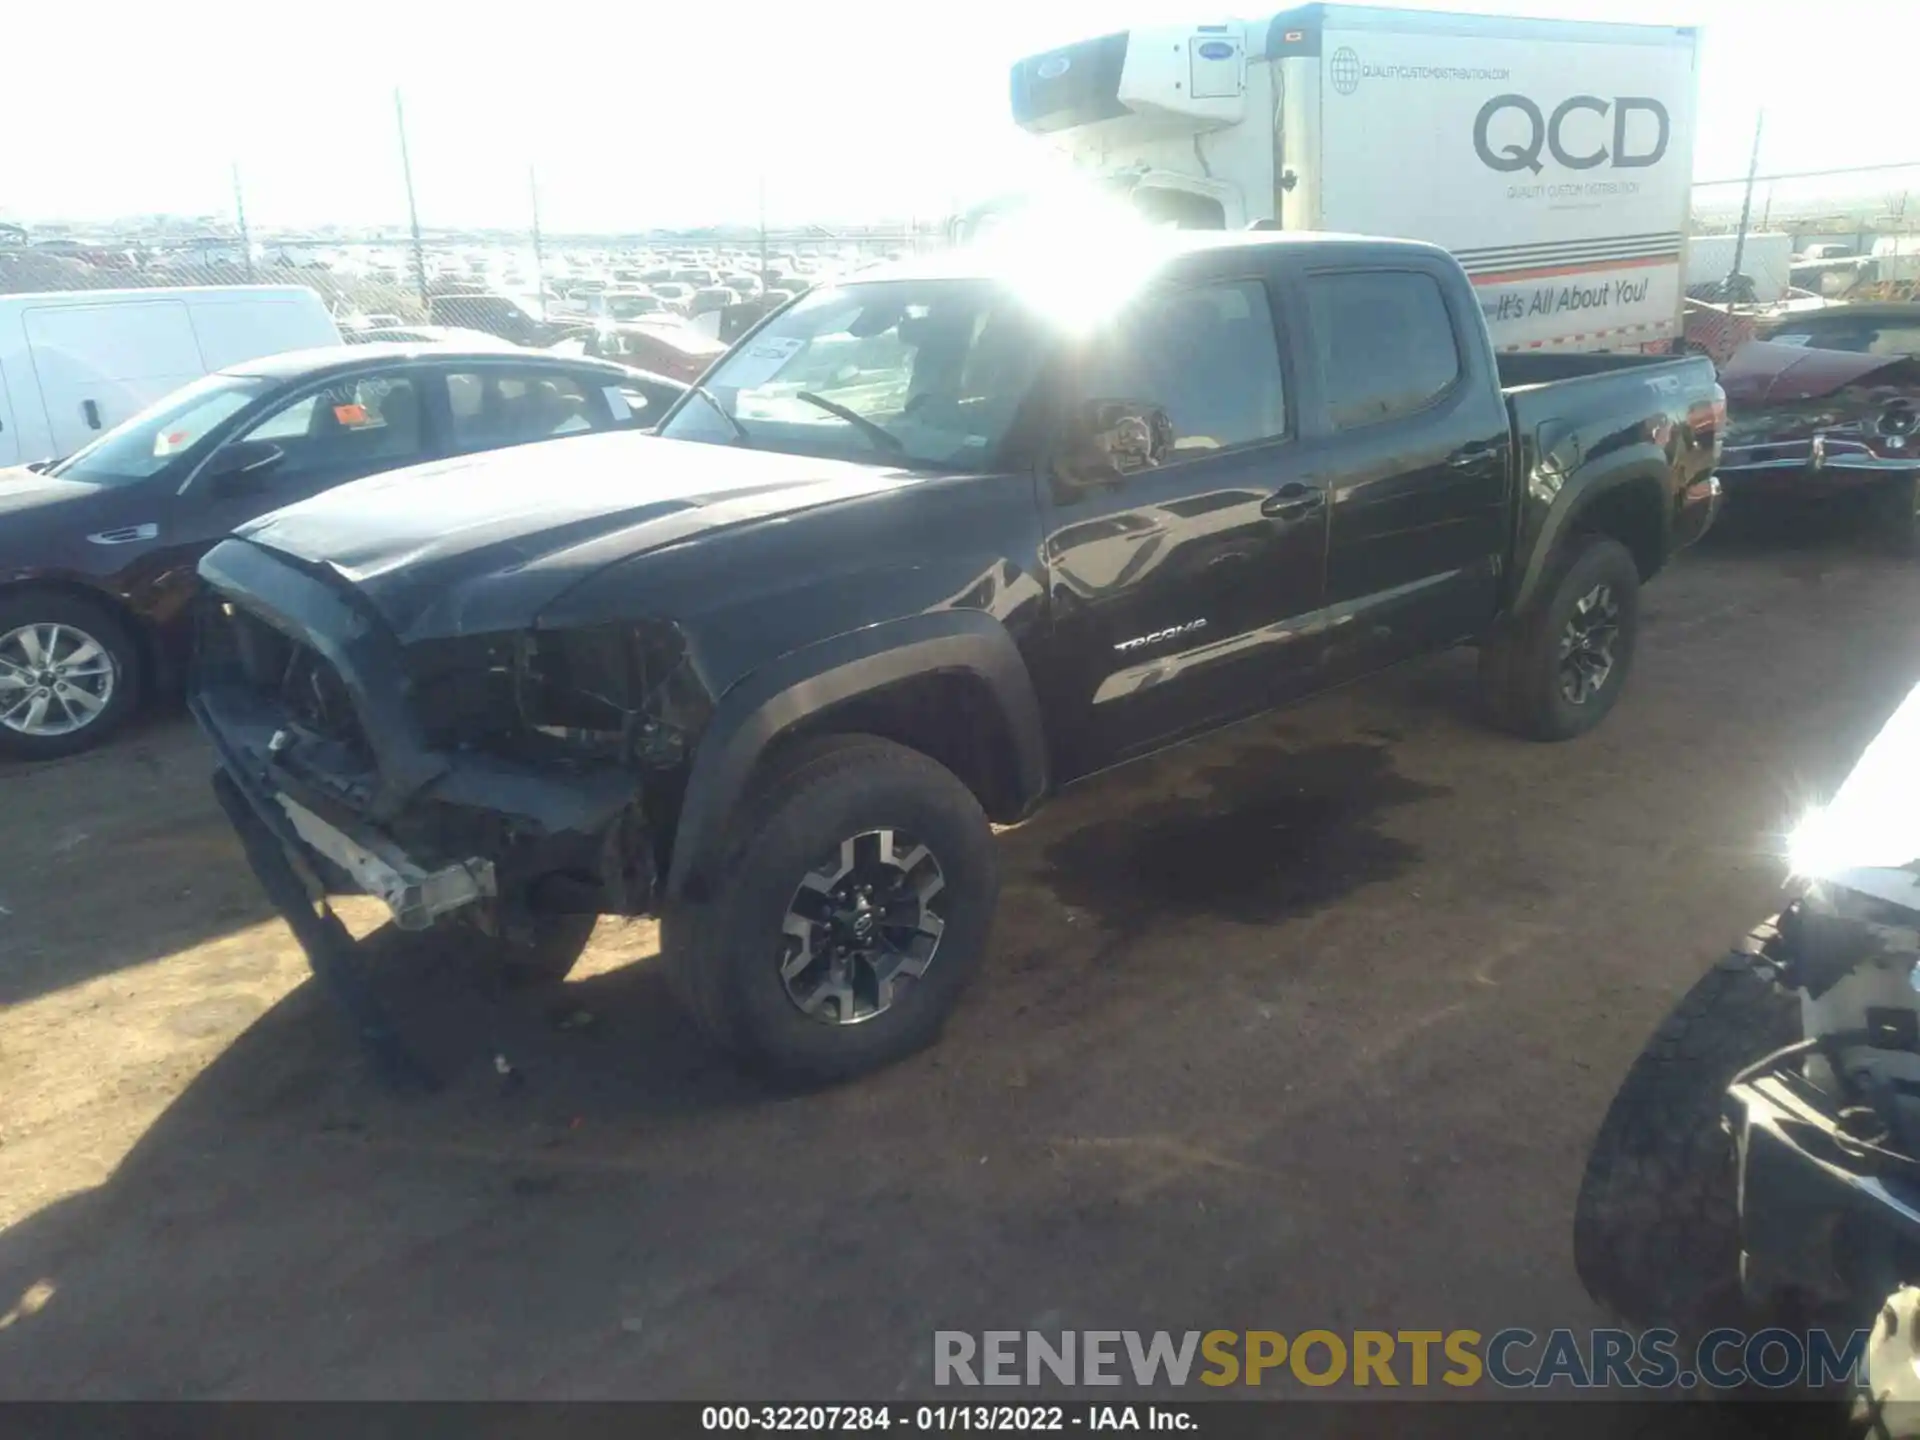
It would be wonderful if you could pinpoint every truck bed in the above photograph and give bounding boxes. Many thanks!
[1498,351,1718,457]
[1496,351,1688,389]
[1496,348,1724,588]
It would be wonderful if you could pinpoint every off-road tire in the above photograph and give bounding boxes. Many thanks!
[1573,955,1799,1332]
[1478,533,1640,741]
[1866,473,1920,556]
[660,734,999,1085]
[0,589,144,761]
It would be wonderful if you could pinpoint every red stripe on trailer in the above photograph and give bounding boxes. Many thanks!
[1468,253,1679,286]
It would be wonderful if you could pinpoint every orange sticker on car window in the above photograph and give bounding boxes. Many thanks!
[333,403,370,425]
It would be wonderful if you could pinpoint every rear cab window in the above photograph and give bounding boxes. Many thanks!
[1306,270,1462,430]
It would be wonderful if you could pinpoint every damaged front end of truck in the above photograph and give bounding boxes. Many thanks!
[1728,691,1920,1327]
[190,536,711,1071]
[1577,675,1920,1415]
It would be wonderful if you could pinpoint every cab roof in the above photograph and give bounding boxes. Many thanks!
[829,229,1451,288]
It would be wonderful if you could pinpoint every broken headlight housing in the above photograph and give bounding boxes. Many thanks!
[514,625,634,746]
[406,621,704,768]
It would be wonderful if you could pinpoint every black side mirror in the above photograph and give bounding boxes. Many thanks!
[1058,399,1174,484]
[202,438,285,493]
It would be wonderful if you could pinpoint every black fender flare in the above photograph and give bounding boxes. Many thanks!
[1511,451,1671,616]
[663,610,1049,901]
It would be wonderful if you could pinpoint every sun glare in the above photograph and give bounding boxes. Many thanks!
[1784,683,1920,879]
[969,186,1167,334]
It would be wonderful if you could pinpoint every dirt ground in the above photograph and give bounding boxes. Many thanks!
[0,518,1916,1402]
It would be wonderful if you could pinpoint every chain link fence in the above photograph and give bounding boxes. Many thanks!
[0,220,951,338]
[14,141,1920,351]
[0,72,958,361]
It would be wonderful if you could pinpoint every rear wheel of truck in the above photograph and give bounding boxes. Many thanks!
[1573,955,1799,1334]
[661,735,999,1086]
[1478,534,1640,741]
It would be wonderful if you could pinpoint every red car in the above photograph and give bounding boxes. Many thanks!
[556,319,726,384]
[1714,339,1920,544]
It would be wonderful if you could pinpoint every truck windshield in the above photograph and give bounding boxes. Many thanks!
[50,374,270,486]
[658,279,1049,470]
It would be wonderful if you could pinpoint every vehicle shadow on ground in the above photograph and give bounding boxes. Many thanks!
[0,717,283,1007]
[1699,496,1886,556]
[1039,739,1445,931]
[0,731,1457,1397]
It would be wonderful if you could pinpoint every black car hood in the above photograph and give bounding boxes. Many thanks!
[0,467,113,521]
[235,432,916,641]
[0,469,131,572]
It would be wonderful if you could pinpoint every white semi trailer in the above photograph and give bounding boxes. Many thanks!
[1000,4,1700,353]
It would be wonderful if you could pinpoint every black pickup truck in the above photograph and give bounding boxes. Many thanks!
[191,232,1725,1082]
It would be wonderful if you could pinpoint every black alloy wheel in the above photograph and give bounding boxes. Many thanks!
[778,828,949,1025]
[660,734,999,1084]
[1557,582,1621,707]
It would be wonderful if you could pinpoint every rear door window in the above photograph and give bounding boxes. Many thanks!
[1307,271,1461,430]
[603,377,683,427]
[1868,325,1920,357]
[444,368,603,453]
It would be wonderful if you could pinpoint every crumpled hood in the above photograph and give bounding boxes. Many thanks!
[1721,340,1918,407]
[234,431,915,641]
[1789,675,1920,915]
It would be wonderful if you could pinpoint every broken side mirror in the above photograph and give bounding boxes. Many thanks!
[1057,399,1174,486]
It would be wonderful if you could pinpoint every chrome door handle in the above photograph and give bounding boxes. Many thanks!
[1261,483,1324,520]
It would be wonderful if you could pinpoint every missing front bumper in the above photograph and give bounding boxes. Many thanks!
[210,767,437,1089]
[275,793,494,931]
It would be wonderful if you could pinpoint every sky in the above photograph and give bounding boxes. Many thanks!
[4,0,1917,233]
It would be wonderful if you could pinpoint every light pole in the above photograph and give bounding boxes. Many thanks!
[1727,110,1765,300]
[394,89,428,311]
[231,162,254,282]
[530,165,546,319]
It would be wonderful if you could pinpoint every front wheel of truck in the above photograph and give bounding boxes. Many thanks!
[661,735,1000,1086]
[1479,534,1641,742]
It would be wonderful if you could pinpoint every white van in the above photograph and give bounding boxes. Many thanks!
[0,286,339,467]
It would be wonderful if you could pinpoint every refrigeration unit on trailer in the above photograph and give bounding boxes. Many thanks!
[1006,4,1700,353]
